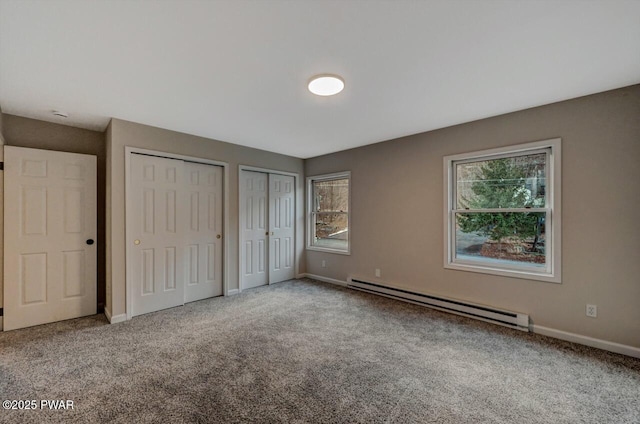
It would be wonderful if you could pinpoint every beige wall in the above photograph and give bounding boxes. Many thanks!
[105,121,113,318]
[0,114,107,311]
[305,85,640,348]
[106,119,305,317]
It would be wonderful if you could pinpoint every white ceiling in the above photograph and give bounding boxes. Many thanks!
[1,0,639,159]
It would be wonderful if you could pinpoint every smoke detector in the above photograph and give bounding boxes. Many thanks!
[52,110,69,118]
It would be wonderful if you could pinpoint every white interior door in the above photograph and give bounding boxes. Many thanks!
[4,146,97,331]
[269,174,295,283]
[184,162,223,302]
[240,171,268,289]
[129,154,185,316]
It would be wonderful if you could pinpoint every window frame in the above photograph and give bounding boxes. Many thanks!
[306,171,351,255]
[443,138,561,283]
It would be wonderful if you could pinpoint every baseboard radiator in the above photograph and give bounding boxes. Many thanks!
[347,278,530,332]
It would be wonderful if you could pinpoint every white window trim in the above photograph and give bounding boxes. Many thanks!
[306,171,351,255]
[443,138,561,283]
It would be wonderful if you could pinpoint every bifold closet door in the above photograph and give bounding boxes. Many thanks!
[240,171,268,289]
[269,174,295,283]
[129,154,186,316]
[240,170,296,290]
[184,162,223,302]
[4,146,97,331]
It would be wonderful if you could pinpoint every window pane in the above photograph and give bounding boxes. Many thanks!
[455,212,546,267]
[314,178,349,212]
[313,212,348,250]
[456,153,546,209]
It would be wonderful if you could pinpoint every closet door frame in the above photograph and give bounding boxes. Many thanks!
[238,165,299,292]
[125,147,229,320]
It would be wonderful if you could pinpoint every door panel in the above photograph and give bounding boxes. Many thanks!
[4,146,97,330]
[130,154,185,316]
[184,162,223,302]
[240,171,268,289]
[62,250,85,298]
[269,174,295,283]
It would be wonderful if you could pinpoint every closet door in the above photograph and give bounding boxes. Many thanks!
[129,154,185,316]
[240,171,268,289]
[269,174,295,283]
[184,162,223,302]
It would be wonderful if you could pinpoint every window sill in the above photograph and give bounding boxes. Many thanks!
[444,261,561,284]
[306,245,351,256]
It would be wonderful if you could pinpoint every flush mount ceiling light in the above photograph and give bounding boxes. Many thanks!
[308,74,345,96]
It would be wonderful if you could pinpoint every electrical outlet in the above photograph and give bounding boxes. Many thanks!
[586,304,597,318]
[375,268,381,278]
[321,260,326,268]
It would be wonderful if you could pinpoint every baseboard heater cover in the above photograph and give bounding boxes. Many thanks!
[347,278,530,332]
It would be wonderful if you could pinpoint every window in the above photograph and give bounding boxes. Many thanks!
[307,172,350,254]
[444,139,561,283]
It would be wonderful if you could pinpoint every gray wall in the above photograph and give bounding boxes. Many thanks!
[305,85,640,348]
[0,114,107,310]
[106,119,305,318]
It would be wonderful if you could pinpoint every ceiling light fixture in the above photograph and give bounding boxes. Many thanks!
[308,74,345,96]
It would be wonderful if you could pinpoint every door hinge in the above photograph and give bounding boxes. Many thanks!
[0,307,3,317]
[0,162,4,170]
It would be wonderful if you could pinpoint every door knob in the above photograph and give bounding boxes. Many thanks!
[86,239,94,245]
[265,232,269,236]
[134,239,141,245]
[216,234,222,239]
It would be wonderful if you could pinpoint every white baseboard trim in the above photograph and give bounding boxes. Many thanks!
[295,273,306,279]
[227,289,239,296]
[532,325,640,359]
[303,273,348,287]
[104,308,127,324]
[110,314,127,324]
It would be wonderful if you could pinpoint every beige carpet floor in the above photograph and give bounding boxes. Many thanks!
[1,278,639,423]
